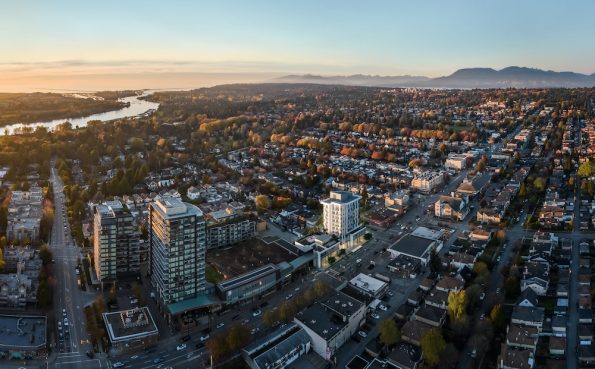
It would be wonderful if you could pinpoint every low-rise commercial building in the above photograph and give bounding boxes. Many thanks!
[0,315,47,359]
[103,307,159,353]
[242,323,311,369]
[294,291,365,360]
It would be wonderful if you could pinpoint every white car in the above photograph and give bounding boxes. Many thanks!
[251,327,260,335]
[63,318,69,326]
[358,330,367,338]
[370,313,380,319]
[130,355,139,359]
[177,344,187,351]
[378,304,388,311]
[200,334,210,342]
[252,309,262,317]
[113,363,125,368]
[216,322,225,329]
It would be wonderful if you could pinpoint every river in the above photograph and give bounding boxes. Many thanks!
[2,91,160,135]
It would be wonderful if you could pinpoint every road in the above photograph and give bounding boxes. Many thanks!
[49,163,102,369]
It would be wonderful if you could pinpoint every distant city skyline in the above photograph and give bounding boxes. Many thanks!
[2,0,595,91]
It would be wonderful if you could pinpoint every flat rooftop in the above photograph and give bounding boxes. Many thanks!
[0,315,46,350]
[151,198,202,218]
[390,234,436,259]
[349,273,388,294]
[218,264,278,292]
[103,307,158,343]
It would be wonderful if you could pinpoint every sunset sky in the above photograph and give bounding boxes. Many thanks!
[2,0,594,91]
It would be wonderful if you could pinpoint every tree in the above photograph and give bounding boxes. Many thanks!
[39,244,53,265]
[429,248,442,274]
[262,309,277,328]
[473,261,489,276]
[226,325,250,352]
[578,159,595,177]
[279,303,296,323]
[421,328,446,367]
[438,343,459,369]
[206,334,227,363]
[378,319,401,347]
[254,195,270,210]
[490,304,505,332]
[533,177,546,192]
[518,183,527,198]
[465,284,483,312]
[447,290,467,322]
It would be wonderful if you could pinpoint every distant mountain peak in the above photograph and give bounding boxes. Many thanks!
[274,67,595,88]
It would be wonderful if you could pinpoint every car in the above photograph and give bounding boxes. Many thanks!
[479,313,485,320]
[63,318,69,326]
[62,308,67,316]
[180,335,191,342]
[130,355,139,359]
[358,330,367,338]
[285,294,293,300]
[370,313,380,319]
[195,342,205,349]
[294,287,300,292]
[251,327,260,335]
[232,314,240,321]
[253,309,262,317]
[113,363,125,368]
[86,351,94,358]
[200,334,210,342]
[177,344,187,351]
[386,291,394,297]
[479,293,485,301]
[378,304,387,311]
[153,357,164,364]
[216,322,225,329]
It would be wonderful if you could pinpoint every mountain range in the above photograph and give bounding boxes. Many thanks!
[273,67,595,88]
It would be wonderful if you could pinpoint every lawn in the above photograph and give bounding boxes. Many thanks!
[206,263,225,283]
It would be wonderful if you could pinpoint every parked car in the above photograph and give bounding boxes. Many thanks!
[200,334,210,342]
[358,330,367,338]
[176,344,187,351]
[216,322,225,329]
[180,335,191,342]
[113,363,125,368]
[253,309,262,317]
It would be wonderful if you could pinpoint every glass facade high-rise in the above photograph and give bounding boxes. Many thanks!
[149,198,206,307]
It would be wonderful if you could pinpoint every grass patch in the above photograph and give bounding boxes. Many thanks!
[206,264,224,283]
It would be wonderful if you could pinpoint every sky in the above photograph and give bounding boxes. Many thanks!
[1,0,595,91]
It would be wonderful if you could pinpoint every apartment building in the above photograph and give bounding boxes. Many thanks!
[149,198,207,314]
[93,201,141,284]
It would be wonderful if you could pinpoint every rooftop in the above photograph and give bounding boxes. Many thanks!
[389,234,436,259]
[151,198,203,219]
[349,273,388,294]
[103,307,158,343]
[0,315,46,350]
[321,191,361,205]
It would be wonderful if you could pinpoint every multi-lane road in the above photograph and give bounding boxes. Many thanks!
[50,164,103,369]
